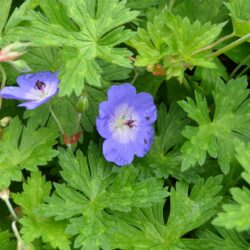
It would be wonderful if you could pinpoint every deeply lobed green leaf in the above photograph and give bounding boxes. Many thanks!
[0,117,58,188]
[36,143,168,249]
[109,175,222,249]
[4,0,139,96]
[129,12,225,81]
[13,172,71,250]
[178,76,250,174]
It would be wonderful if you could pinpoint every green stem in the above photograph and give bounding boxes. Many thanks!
[75,113,82,133]
[12,221,26,249]
[0,64,7,109]
[48,102,72,150]
[168,0,175,11]
[182,76,192,94]
[2,196,18,220]
[237,66,249,78]
[229,54,250,79]
[191,33,235,56]
[131,71,139,85]
[48,102,64,134]
[209,33,250,58]
[1,190,25,248]
[12,221,23,242]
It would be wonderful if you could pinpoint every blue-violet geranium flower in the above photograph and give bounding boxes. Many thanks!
[0,71,59,109]
[96,83,157,166]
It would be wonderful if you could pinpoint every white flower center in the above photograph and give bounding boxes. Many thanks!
[108,103,138,144]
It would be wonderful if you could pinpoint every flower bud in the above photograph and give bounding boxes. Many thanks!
[0,42,30,63]
[0,116,11,127]
[9,60,32,73]
[76,95,89,113]
[0,51,20,62]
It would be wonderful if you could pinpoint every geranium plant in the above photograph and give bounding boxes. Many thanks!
[0,0,250,249]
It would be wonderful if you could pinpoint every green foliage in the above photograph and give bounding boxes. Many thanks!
[0,230,16,250]
[98,60,132,82]
[128,12,225,81]
[126,0,165,9]
[1,1,250,249]
[0,0,12,35]
[213,187,250,231]
[143,104,199,183]
[226,0,250,38]
[36,143,168,249]
[109,176,222,249]
[213,141,250,231]
[79,85,106,133]
[4,0,40,32]
[13,172,71,250]
[22,47,60,72]
[0,117,58,188]
[193,58,228,95]
[195,227,249,250]
[236,141,250,183]
[173,0,226,24]
[4,0,139,96]
[178,76,250,174]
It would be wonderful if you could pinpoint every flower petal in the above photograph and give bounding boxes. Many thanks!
[107,83,136,106]
[103,138,134,166]
[18,95,53,110]
[18,101,42,110]
[133,92,157,126]
[132,126,154,157]
[98,101,113,119]
[96,117,111,139]
[0,86,40,101]
[17,71,59,88]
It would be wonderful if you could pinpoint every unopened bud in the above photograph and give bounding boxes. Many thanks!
[0,51,20,62]
[76,95,89,113]
[0,188,10,200]
[0,116,11,127]
[0,42,30,63]
[9,60,32,73]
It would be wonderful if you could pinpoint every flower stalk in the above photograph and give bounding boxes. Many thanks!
[229,54,250,79]
[0,64,7,109]
[209,33,250,58]
[0,189,18,220]
[191,32,235,56]
[48,102,64,134]
[0,189,27,248]
[12,221,24,248]
[48,102,74,149]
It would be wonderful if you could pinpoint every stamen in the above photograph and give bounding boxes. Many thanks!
[124,119,136,129]
[34,80,46,92]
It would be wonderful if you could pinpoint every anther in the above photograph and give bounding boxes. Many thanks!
[34,80,46,91]
[124,119,136,129]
